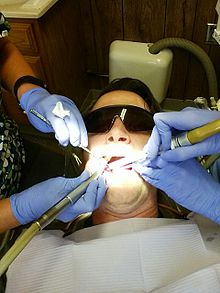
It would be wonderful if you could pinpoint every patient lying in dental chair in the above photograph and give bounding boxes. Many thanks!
[5,79,220,293]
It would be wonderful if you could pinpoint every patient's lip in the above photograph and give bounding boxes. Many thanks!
[105,156,133,171]
[108,156,124,164]
[104,157,123,172]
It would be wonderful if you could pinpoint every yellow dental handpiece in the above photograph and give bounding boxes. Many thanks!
[171,118,220,149]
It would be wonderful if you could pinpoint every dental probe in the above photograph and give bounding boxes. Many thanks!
[171,118,220,149]
[0,171,102,277]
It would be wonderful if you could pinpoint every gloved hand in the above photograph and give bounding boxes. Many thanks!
[145,107,220,161]
[20,87,88,147]
[134,157,220,224]
[10,170,107,224]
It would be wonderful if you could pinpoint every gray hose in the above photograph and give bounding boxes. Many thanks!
[149,38,218,99]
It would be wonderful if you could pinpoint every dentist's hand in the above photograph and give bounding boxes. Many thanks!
[134,158,220,224]
[10,170,107,224]
[20,87,88,147]
[145,107,220,161]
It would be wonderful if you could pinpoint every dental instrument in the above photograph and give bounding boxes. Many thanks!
[171,118,220,149]
[30,108,52,126]
[80,145,94,155]
[79,145,108,162]
[0,171,105,277]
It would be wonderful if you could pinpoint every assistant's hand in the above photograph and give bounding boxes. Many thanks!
[20,87,88,147]
[10,170,107,225]
[145,107,220,161]
[134,158,220,223]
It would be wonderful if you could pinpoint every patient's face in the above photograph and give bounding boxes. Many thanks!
[83,90,157,224]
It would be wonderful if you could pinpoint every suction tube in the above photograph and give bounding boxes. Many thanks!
[149,38,218,99]
[0,171,99,277]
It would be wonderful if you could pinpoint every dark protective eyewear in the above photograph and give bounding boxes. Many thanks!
[83,105,155,133]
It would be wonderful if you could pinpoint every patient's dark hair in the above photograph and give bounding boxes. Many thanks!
[81,78,161,115]
[98,78,161,114]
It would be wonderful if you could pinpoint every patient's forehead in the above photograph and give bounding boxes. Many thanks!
[92,90,150,111]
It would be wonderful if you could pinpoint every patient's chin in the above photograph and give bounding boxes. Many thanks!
[102,170,151,213]
[104,168,141,188]
[85,158,155,214]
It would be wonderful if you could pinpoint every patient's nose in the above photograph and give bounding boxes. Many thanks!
[106,117,131,143]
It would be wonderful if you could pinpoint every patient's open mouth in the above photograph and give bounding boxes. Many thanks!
[108,156,124,164]
[105,156,133,172]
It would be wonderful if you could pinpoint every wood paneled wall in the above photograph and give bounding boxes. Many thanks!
[79,0,220,100]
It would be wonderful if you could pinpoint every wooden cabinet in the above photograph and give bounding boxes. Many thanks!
[8,20,46,80]
[8,21,46,79]
[8,22,39,55]
[2,0,89,124]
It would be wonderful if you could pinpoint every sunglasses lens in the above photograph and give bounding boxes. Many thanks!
[84,105,154,133]
[124,114,153,131]
[84,110,112,133]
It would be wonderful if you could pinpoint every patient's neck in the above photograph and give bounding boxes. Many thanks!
[92,194,158,225]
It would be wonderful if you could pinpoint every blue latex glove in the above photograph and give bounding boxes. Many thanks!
[10,170,107,224]
[134,157,220,224]
[145,107,220,161]
[20,87,88,147]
